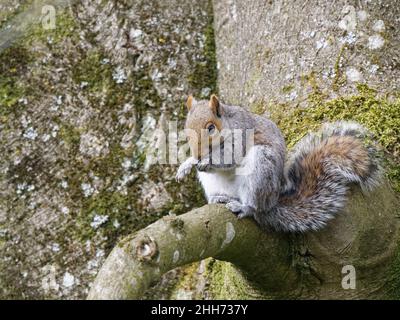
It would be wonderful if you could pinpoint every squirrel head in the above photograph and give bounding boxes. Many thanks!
[184,94,224,160]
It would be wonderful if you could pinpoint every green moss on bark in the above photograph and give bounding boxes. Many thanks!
[25,11,78,46]
[205,259,268,299]
[388,244,400,299]
[187,0,217,97]
[268,84,400,192]
[0,46,31,117]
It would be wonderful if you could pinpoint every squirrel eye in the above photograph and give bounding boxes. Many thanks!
[207,123,216,135]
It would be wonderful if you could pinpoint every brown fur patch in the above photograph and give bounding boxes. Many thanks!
[186,95,193,111]
[290,136,370,200]
[254,128,272,146]
[209,95,222,116]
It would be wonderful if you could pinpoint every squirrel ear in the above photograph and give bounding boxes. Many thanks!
[209,94,222,117]
[186,95,194,111]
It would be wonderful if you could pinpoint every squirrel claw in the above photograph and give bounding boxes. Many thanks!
[236,212,251,219]
[196,157,211,172]
[225,201,243,214]
[196,163,211,172]
[226,201,255,219]
[209,195,234,204]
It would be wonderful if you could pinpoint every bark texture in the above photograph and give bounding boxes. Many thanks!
[0,0,213,299]
[1,0,400,300]
[214,0,400,107]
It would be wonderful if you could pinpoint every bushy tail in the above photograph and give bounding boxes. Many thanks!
[263,121,383,232]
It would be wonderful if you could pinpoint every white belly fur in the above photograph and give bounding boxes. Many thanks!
[197,170,242,200]
[197,145,261,203]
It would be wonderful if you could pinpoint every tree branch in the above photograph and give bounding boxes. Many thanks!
[87,204,295,299]
[88,184,400,300]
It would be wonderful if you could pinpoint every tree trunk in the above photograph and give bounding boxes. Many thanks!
[1,0,399,300]
[0,0,212,299]
[214,0,400,106]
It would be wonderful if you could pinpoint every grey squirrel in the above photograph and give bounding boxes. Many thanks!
[176,95,383,232]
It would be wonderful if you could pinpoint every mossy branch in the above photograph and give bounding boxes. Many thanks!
[87,204,295,299]
[88,184,400,300]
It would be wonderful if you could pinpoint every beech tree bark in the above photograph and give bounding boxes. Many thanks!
[213,0,400,106]
[0,0,212,299]
[2,0,397,300]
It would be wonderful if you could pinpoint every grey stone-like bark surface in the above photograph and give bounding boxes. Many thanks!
[213,0,400,106]
[2,0,400,300]
[0,0,213,299]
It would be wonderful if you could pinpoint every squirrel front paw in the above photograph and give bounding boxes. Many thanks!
[226,201,255,219]
[176,157,198,182]
[196,157,211,172]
